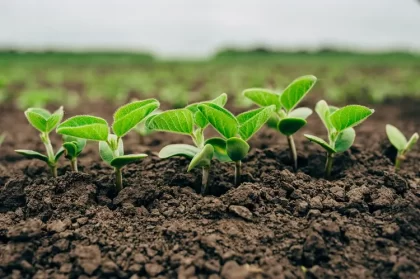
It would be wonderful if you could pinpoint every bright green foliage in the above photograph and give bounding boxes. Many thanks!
[56,99,159,191]
[15,107,65,177]
[197,103,275,186]
[304,100,374,177]
[243,75,317,170]
[147,93,229,194]
[386,124,418,170]
[62,135,86,172]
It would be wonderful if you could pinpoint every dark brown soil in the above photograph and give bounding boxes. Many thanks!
[0,98,419,279]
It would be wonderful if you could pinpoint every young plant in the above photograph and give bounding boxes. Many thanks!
[197,103,276,186]
[146,93,227,194]
[304,100,374,178]
[386,125,418,170]
[57,99,159,192]
[243,75,317,171]
[15,107,65,177]
[62,135,87,172]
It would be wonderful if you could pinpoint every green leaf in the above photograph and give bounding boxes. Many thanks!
[289,107,312,119]
[315,100,333,131]
[110,154,148,168]
[193,111,209,129]
[330,105,374,132]
[186,93,228,128]
[24,108,50,132]
[46,106,64,133]
[158,144,200,159]
[281,75,317,111]
[146,108,194,135]
[266,114,280,129]
[112,99,159,137]
[54,147,65,162]
[63,142,78,158]
[405,133,419,153]
[63,135,86,155]
[205,137,232,162]
[242,88,281,110]
[187,144,214,171]
[15,149,49,163]
[304,134,336,153]
[237,106,276,141]
[278,118,307,136]
[197,103,238,139]
[226,137,250,161]
[57,115,109,141]
[386,124,407,151]
[99,135,124,164]
[334,128,356,153]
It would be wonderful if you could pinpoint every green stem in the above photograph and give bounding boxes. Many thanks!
[41,132,58,178]
[50,165,58,178]
[115,167,123,192]
[71,158,78,172]
[395,151,403,171]
[201,166,210,195]
[287,135,298,171]
[325,152,334,179]
[234,161,242,186]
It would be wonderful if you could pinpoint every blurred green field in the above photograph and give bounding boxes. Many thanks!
[1,50,419,109]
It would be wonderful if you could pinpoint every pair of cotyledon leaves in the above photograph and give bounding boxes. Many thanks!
[15,107,65,164]
[56,99,159,168]
[305,100,374,153]
[386,125,418,155]
[243,75,316,136]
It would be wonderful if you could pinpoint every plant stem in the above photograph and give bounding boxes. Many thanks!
[71,158,78,172]
[395,151,403,171]
[234,160,242,186]
[115,167,123,192]
[325,152,334,179]
[50,165,58,178]
[287,135,298,171]
[201,166,210,195]
[41,132,58,178]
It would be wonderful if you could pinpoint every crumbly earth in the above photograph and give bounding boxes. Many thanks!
[0,99,419,279]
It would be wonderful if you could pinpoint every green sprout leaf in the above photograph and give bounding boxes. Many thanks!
[242,88,281,110]
[158,144,200,159]
[57,115,109,141]
[112,99,159,137]
[146,108,194,135]
[110,154,148,168]
[46,107,64,133]
[334,128,356,153]
[288,107,312,119]
[266,115,280,129]
[405,133,419,152]
[278,118,307,136]
[63,142,78,158]
[25,107,63,133]
[187,144,214,172]
[186,93,228,129]
[205,137,231,162]
[330,105,374,132]
[15,150,49,163]
[99,135,124,164]
[304,135,336,154]
[54,148,65,162]
[63,135,87,159]
[237,105,276,140]
[197,103,238,139]
[281,75,317,112]
[226,137,250,161]
[315,100,334,131]
[386,124,407,151]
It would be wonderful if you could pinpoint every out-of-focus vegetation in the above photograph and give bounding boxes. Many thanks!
[1,49,419,109]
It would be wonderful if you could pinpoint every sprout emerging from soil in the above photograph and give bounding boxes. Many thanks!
[243,75,317,171]
[15,107,65,177]
[57,99,159,192]
[62,135,86,172]
[146,93,227,195]
[386,124,418,171]
[197,103,276,186]
[304,100,374,178]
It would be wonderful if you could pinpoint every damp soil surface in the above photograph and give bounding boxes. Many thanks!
[0,99,419,279]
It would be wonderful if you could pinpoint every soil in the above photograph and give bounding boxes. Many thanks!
[0,98,419,279]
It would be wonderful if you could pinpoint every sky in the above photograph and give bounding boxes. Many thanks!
[1,0,420,57]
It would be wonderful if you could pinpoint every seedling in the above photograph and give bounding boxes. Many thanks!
[57,99,159,192]
[197,103,276,186]
[62,135,87,172]
[386,124,418,170]
[146,94,227,194]
[15,107,65,177]
[304,100,374,178]
[243,75,317,171]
